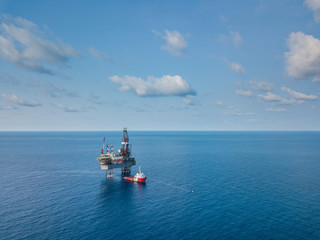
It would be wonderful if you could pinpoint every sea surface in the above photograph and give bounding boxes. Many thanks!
[1,131,320,239]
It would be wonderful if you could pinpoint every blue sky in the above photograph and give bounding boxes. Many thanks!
[0,0,320,130]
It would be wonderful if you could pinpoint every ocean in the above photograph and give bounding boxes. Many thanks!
[1,131,320,239]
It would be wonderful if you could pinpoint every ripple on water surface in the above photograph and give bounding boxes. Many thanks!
[1,131,320,239]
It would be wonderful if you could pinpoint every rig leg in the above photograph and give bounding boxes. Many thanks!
[121,167,131,174]
[106,169,113,178]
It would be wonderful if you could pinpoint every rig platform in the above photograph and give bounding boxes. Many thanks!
[97,128,136,177]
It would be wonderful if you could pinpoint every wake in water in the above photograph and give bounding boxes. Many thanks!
[148,178,194,193]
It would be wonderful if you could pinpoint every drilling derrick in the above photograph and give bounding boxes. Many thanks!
[97,128,136,178]
[121,128,130,157]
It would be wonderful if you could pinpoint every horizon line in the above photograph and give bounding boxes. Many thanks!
[1,130,320,132]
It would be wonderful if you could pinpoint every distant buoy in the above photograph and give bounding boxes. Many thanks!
[192,191,194,193]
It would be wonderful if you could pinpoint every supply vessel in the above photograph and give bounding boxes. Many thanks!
[124,166,147,183]
[97,128,136,178]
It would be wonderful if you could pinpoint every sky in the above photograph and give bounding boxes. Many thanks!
[0,0,320,131]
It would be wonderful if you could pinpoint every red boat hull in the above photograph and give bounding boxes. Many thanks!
[124,176,147,183]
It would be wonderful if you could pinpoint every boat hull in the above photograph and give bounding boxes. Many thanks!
[124,176,147,183]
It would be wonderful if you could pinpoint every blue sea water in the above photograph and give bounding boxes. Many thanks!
[0,131,320,239]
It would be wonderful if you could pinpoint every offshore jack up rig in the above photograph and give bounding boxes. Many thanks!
[97,128,136,178]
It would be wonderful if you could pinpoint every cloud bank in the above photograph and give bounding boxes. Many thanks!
[152,29,187,57]
[285,32,320,81]
[0,15,80,74]
[108,75,196,97]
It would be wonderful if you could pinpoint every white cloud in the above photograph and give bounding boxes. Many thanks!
[235,89,252,97]
[108,75,196,97]
[218,31,242,47]
[152,29,187,57]
[0,15,80,74]
[266,108,287,112]
[182,95,197,106]
[226,61,246,75]
[305,0,320,23]
[285,32,320,80]
[56,104,81,112]
[230,31,242,46]
[258,92,299,105]
[249,80,274,91]
[215,101,223,106]
[88,47,111,61]
[258,92,282,101]
[282,87,317,100]
[1,94,41,107]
